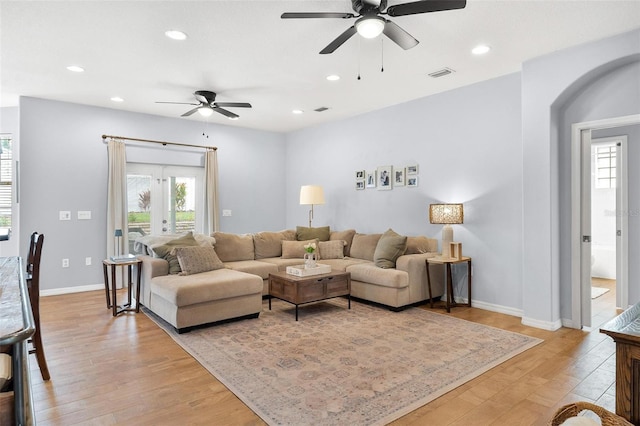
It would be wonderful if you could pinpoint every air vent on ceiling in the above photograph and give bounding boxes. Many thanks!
[314,107,330,112]
[428,68,455,78]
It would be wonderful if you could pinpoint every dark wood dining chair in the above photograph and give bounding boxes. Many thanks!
[26,232,50,381]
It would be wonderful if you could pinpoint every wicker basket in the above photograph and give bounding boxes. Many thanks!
[550,402,634,426]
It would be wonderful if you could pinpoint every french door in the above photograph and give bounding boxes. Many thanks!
[127,164,204,244]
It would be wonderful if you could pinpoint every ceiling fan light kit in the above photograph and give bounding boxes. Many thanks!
[355,16,385,39]
[197,107,214,117]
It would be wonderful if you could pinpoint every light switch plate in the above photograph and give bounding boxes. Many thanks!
[78,210,91,220]
[59,211,71,221]
[222,209,232,217]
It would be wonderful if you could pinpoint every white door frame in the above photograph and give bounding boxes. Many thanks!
[570,114,639,329]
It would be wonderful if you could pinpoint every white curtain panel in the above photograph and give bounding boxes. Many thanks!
[106,140,128,257]
[204,149,220,234]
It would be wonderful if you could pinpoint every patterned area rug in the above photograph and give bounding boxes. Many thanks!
[145,298,542,426]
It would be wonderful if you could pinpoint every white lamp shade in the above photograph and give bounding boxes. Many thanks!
[355,16,385,39]
[300,185,325,205]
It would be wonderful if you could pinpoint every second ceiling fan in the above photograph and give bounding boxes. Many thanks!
[281,0,466,54]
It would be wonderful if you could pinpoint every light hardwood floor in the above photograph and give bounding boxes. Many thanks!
[29,287,622,425]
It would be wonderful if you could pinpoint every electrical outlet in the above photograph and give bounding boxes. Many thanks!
[62,258,69,268]
[78,210,91,220]
[222,209,232,217]
[85,257,92,266]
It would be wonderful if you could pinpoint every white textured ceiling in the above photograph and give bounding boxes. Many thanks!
[1,1,639,133]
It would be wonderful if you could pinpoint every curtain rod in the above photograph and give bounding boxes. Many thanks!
[101,134,216,150]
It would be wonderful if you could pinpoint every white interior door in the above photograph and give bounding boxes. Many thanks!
[615,138,629,309]
[580,129,592,327]
[571,114,639,329]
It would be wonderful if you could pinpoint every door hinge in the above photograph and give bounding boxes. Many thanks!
[582,235,591,243]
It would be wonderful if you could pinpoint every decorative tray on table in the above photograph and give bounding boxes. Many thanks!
[285,263,331,277]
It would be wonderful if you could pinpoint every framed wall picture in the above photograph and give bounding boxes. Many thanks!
[356,180,365,190]
[366,170,376,188]
[406,164,419,175]
[407,176,418,187]
[394,167,405,187]
[377,166,392,190]
[355,170,365,181]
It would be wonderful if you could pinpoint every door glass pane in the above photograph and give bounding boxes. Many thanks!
[127,174,152,252]
[167,175,196,234]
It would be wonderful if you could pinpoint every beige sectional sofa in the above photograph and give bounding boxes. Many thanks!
[135,228,444,332]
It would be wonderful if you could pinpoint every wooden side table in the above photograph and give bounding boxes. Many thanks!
[600,302,640,424]
[426,256,472,313]
[102,258,142,316]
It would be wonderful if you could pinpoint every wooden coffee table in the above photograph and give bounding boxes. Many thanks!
[268,270,351,321]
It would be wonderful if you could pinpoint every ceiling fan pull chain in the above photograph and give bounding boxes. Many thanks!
[357,36,362,80]
[381,38,385,73]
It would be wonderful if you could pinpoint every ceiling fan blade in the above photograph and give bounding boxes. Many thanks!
[181,107,200,117]
[386,0,466,17]
[320,25,357,54]
[281,12,355,19]
[156,101,199,105]
[212,107,239,119]
[215,102,252,108]
[383,20,419,50]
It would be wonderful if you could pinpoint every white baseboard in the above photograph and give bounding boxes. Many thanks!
[470,299,562,331]
[41,283,105,297]
[521,316,563,331]
[468,299,524,318]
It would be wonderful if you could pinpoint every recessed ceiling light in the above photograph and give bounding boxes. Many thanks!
[165,30,187,41]
[66,65,84,73]
[110,96,124,102]
[326,74,340,81]
[472,44,491,55]
[292,109,304,115]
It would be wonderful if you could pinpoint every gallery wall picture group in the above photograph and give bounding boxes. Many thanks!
[355,165,418,190]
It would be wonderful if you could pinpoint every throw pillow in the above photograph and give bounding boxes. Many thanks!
[318,240,345,260]
[253,230,295,259]
[405,236,437,254]
[212,232,255,262]
[152,232,200,274]
[330,229,356,256]
[349,233,382,261]
[374,229,408,268]
[282,239,318,259]
[173,246,225,276]
[0,353,11,392]
[296,226,330,242]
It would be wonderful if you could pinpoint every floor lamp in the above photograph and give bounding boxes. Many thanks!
[300,185,325,228]
[429,203,464,258]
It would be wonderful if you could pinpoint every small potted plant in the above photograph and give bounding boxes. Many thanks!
[303,242,317,269]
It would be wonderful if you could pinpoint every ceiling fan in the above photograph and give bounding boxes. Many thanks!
[281,0,466,54]
[156,90,252,119]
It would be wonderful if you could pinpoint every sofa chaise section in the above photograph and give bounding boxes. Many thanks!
[149,267,263,333]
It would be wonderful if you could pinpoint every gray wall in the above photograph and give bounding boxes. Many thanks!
[285,73,525,314]
[19,97,286,291]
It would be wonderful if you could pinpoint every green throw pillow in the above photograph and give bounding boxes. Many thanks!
[296,226,330,241]
[153,232,200,274]
[373,229,408,269]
